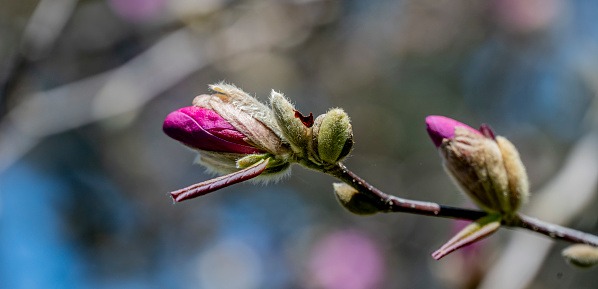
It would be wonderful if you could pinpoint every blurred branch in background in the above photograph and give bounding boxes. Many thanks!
[20,0,78,60]
[0,0,322,174]
[0,0,77,114]
[0,28,203,173]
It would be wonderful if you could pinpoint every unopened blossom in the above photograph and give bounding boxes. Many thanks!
[426,115,529,216]
[310,109,353,165]
[163,83,293,202]
[270,92,354,165]
[164,83,354,202]
[426,115,529,260]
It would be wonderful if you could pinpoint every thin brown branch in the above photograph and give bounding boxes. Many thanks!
[326,162,598,247]
[513,214,598,246]
[325,163,487,220]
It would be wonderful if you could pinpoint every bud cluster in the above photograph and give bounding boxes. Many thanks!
[163,84,598,268]
[163,83,353,201]
[270,91,353,166]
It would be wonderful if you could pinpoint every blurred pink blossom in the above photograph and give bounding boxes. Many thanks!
[307,230,385,289]
[108,0,166,22]
[492,0,562,34]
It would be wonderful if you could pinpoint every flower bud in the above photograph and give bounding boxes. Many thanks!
[426,115,529,215]
[562,244,598,268]
[311,109,353,164]
[333,183,384,215]
[165,84,300,202]
[236,153,291,177]
[270,90,310,153]
[164,83,292,177]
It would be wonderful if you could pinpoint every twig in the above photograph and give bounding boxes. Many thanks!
[514,215,598,246]
[326,162,598,247]
[325,163,487,220]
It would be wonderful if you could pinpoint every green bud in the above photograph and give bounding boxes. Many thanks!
[562,244,598,268]
[236,153,271,169]
[236,153,291,178]
[333,183,384,215]
[313,108,353,164]
[270,91,310,154]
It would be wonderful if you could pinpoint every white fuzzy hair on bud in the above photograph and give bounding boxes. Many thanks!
[270,90,310,154]
[209,82,284,140]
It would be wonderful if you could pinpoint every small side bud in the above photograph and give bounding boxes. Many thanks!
[333,183,384,215]
[314,109,353,164]
[562,244,598,268]
[270,91,310,154]
[236,153,270,169]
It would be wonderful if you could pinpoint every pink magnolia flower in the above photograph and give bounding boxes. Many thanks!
[163,106,263,154]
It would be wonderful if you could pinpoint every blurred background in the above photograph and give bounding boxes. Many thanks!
[2,0,598,288]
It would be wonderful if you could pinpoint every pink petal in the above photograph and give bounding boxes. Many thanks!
[425,115,482,148]
[163,106,263,154]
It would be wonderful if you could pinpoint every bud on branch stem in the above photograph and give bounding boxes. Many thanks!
[325,162,598,247]
[163,83,598,264]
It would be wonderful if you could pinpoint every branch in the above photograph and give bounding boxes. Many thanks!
[326,162,598,247]
[325,163,487,220]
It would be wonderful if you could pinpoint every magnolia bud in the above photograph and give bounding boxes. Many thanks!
[562,244,598,268]
[164,84,291,175]
[270,91,310,153]
[426,116,529,216]
[311,109,353,164]
[333,183,384,215]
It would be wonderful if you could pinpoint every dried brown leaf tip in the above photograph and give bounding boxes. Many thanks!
[294,110,314,128]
